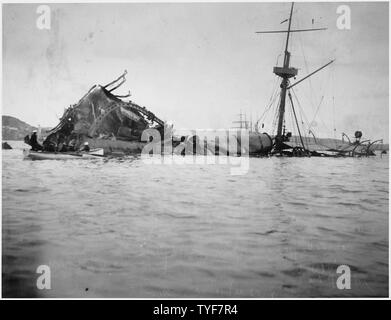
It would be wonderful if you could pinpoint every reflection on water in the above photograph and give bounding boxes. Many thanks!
[2,141,388,297]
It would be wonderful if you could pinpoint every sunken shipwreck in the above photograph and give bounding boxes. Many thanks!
[24,3,387,159]
[24,68,386,159]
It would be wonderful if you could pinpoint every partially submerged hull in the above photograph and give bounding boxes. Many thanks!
[183,132,273,156]
[83,138,146,155]
[23,148,104,160]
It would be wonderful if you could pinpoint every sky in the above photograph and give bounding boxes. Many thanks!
[2,1,389,141]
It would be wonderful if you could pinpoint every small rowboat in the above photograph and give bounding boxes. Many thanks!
[23,148,104,160]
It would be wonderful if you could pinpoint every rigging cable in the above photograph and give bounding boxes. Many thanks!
[288,91,306,150]
[271,95,282,135]
[257,76,280,130]
[331,65,337,147]
[299,102,310,149]
[291,88,314,149]
[308,95,324,132]
[291,88,312,130]
[296,15,316,114]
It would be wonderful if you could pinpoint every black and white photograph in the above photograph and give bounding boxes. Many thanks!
[1,0,389,300]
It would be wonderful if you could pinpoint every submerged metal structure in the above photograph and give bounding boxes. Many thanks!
[254,2,384,157]
[43,71,166,154]
[37,3,386,158]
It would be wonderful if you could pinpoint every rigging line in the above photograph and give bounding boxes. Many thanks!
[258,98,273,125]
[296,16,316,114]
[288,92,306,150]
[289,95,299,138]
[271,96,281,135]
[260,99,276,126]
[333,96,336,140]
[257,78,277,124]
[291,89,311,130]
[318,108,331,134]
[298,100,309,149]
[331,66,337,143]
[309,95,324,130]
[293,93,311,134]
[293,64,330,136]
[287,99,295,139]
[258,77,280,124]
[293,90,309,149]
[291,89,314,149]
[309,127,320,147]
[276,53,283,67]
[267,88,280,117]
[289,101,298,145]
[309,126,339,150]
[265,76,280,110]
[272,104,279,133]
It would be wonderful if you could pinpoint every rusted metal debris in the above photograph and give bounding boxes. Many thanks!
[43,71,165,153]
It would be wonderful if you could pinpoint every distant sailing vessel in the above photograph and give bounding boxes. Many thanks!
[231,112,273,156]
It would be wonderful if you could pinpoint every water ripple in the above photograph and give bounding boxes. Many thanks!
[2,141,388,297]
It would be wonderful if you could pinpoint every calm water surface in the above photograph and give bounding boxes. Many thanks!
[2,141,388,297]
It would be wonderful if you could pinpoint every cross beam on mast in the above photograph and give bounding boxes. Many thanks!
[255,28,327,34]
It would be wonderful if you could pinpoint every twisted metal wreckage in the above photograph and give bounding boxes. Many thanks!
[34,70,274,157]
[26,69,385,159]
[42,70,167,155]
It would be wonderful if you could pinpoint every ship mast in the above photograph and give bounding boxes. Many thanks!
[256,2,333,152]
[275,2,296,150]
[232,111,250,130]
